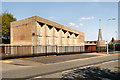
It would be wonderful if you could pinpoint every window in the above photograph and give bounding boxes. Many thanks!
[47,37,51,45]
[62,38,64,45]
[74,39,76,45]
[37,37,42,45]
[69,38,71,45]
[55,38,58,45]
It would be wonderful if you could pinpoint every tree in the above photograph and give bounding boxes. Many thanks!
[0,15,2,44]
[2,11,17,44]
[111,37,116,42]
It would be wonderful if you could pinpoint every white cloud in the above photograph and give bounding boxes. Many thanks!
[74,25,79,28]
[68,22,76,26]
[68,22,83,28]
[49,16,55,19]
[79,23,83,26]
[80,16,95,21]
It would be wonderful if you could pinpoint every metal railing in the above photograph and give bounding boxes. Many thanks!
[0,45,106,59]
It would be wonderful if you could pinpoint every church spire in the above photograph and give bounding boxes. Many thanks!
[98,19,102,41]
[99,19,101,29]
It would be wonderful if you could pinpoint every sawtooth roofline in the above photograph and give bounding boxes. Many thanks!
[11,16,84,36]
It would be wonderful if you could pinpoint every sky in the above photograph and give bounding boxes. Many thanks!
[2,2,118,42]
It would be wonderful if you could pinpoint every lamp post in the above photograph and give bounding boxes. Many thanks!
[106,41,109,54]
[106,18,116,54]
[114,31,117,52]
[115,31,117,40]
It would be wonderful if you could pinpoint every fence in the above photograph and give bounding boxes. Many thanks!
[109,44,120,51]
[0,45,106,59]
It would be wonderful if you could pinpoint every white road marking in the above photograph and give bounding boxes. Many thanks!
[30,59,119,79]
[97,60,118,65]
[62,60,118,74]
[33,76,42,79]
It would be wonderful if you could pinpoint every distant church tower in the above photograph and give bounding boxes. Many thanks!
[97,19,106,48]
[97,28,106,47]
[98,28,102,41]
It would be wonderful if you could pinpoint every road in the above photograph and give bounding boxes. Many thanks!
[1,52,119,79]
[40,59,119,78]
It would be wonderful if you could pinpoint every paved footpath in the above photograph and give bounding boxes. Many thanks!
[1,52,119,78]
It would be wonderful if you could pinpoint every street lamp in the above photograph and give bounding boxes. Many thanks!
[114,31,117,52]
[115,31,117,40]
[106,18,116,54]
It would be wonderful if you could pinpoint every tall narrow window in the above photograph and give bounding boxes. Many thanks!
[69,38,71,45]
[74,39,76,45]
[62,38,64,45]
[55,37,58,45]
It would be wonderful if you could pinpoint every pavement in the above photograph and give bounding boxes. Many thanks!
[19,53,100,64]
[2,53,100,68]
[1,52,119,79]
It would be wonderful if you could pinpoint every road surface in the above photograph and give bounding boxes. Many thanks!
[1,52,119,79]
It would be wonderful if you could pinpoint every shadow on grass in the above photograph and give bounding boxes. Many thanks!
[62,67,120,80]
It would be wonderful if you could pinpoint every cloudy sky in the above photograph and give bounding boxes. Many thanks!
[2,2,118,42]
